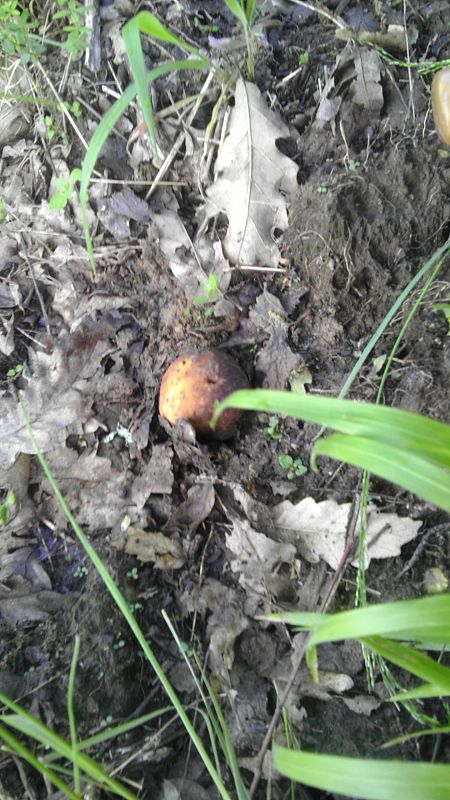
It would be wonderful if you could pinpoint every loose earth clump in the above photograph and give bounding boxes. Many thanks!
[0,1,449,798]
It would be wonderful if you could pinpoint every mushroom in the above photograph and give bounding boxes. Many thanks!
[159,350,249,439]
[432,67,450,146]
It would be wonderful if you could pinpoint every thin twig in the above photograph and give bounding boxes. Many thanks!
[146,70,216,200]
[396,523,449,578]
[23,250,51,336]
[35,61,89,150]
[288,0,347,30]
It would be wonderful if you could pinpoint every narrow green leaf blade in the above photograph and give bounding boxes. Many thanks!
[213,390,450,467]
[267,596,450,646]
[313,434,450,511]
[122,17,158,159]
[128,11,202,56]
[392,684,449,701]
[274,748,450,800]
[223,0,248,28]
[362,637,450,693]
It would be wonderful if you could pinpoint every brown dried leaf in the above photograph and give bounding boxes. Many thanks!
[116,527,184,569]
[131,444,174,509]
[205,78,298,268]
[0,317,117,469]
[165,484,215,533]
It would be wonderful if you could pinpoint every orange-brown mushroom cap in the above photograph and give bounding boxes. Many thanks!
[159,350,249,439]
[432,67,450,146]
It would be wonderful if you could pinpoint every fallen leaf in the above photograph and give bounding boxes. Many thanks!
[272,497,421,569]
[98,186,150,240]
[115,527,184,570]
[352,48,383,112]
[148,191,230,299]
[0,547,51,589]
[342,695,381,716]
[0,280,21,309]
[0,312,15,356]
[206,78,298,268]
[226,518,297,614]
[0,316,118,469]
[161,779,214,800]
[180,578,248,677]
[165,484,215,533]
[131,444,174,509]
[0,589,72,628]
[249,288,302,387]
[0,454,35,542]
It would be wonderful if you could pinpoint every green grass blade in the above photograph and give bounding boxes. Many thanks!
[212,390,450,467]
[79,59,205,205]
[391,685,449,701]
[68,635,81,794]
[382,724,450,747]
[122,17,159,161]
[273,748,450,800]
[79,58,205,271]
[0,704,138,799]
[18,397,233,800]
[313,433,450,511]
[0,721,80,800]
[362,638,450,694]
[246,0,258,24]
[125,10,203,55]
[75,707,173,751]
[223,0,249,28]
[337,238,450,399]
[122,13,207,164]
[266,596,450,646]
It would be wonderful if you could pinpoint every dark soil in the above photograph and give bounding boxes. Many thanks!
[0,1,449,798]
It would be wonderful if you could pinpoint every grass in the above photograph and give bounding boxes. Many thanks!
[2,8,450,798]
[0,0,88,61]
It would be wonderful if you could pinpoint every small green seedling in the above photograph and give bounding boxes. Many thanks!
[0,489,16,526]
[0,194,6,223]
[126,566,139,581]
[316,185,328,194]
[73,564,88,578]
[264,415,284,441]
[6,363,24,379]
[49,168,81,210]
[433,299,450,332]
[193,274,221,307]
[278,454,307,480]
[223,0,258,78]
[44,114,58,141]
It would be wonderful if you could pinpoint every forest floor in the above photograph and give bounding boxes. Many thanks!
[0,1,449,798]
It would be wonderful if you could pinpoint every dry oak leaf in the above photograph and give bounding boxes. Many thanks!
[115,527,184,570]
[205,77,298,268]
[272,497,421,570]
[0,317,116,469]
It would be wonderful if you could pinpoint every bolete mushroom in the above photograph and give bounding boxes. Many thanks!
[159,350,249,439]
[432,67,450,146]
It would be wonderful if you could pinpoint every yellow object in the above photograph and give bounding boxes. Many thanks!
[432,67,450,146]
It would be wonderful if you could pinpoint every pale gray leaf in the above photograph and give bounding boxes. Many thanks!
[206,78,298,268]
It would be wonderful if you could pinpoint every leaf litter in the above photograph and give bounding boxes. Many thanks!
[1,5,449,794]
